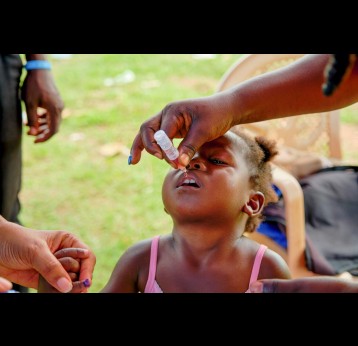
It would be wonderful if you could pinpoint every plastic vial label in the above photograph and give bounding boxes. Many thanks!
[154,130,179,160]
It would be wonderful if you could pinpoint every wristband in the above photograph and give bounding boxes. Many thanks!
[24,60,51,71]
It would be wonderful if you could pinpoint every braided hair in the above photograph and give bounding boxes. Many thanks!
[230,127,279,233]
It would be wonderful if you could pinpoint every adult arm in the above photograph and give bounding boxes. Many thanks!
[130,54,358,168]
[249,276,358,293]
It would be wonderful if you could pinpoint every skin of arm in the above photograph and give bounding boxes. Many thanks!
[249,276,358,293]
[100,239,152,293]
[130,54,358,168]
[22,54,64,143]
[225,54,358,124]
[258,247,291,281]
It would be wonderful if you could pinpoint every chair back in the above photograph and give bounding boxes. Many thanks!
[217,54,342,161]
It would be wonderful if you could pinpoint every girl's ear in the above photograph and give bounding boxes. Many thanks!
[242,192,265,217]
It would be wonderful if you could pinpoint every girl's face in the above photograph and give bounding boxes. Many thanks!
[162,132,253,222]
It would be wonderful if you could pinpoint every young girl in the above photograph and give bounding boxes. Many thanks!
[39,127,291,293]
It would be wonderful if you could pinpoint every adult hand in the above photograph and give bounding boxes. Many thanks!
[38,248,92,293]
[21,68,64,143]
[249,277,358,293]
[0,216,96,293]
[130,93,236,168]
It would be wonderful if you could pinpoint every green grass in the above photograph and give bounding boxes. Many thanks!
[19,54,358,292]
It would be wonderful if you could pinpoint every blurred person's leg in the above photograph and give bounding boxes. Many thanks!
[0,54,28,293]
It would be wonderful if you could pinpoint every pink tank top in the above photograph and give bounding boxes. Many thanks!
[144,235,267,293]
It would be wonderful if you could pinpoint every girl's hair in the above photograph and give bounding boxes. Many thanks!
[230,126,279,233]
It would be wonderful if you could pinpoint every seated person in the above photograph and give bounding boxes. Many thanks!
[39,127,291,293]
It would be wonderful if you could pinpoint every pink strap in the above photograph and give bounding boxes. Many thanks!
[144,235,160,293]
[248,244,267,285]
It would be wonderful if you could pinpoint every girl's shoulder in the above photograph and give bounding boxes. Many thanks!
[122,237,156,262]
[240,236,291,280]
[101,236,167,292]
[122,234,170,265]
[126,237,154,252]
[259,246,291,280]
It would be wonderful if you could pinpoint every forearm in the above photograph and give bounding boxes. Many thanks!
[251,277,358,293]
[224,54,358,124]
[0,215,12,237]
[0,216,21,276]
[0,215,7,249]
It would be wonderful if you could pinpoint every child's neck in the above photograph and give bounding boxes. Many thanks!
[173,215,247,237]
[169,229,244,267]
[172,220,245,247]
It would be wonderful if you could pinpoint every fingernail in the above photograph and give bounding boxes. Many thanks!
[83,279,91,288]
[180,153,190,167]
[36,133,45,140]
[154,152,162,159]
[128,155,132,165]
[57,277,73,293]
[249,281,263,293]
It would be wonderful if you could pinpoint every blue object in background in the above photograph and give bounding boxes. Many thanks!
[256,184,287,249]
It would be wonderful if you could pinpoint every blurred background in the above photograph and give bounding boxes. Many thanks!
[19,54,358,292]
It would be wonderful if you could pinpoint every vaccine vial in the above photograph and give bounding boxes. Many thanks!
[154,130,187,174]
[154,130,180,161]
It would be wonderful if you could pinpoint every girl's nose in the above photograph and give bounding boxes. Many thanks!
[186,154,206,171]
[186,162,201,170]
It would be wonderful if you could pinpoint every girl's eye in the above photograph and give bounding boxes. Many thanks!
[210,158,226,165]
